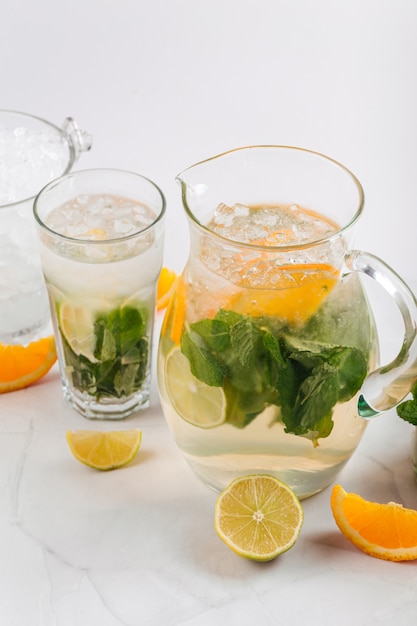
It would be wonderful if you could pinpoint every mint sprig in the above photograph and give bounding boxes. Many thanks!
[62,305,149,400]
[396,382,417,425]
[179,309,368,444]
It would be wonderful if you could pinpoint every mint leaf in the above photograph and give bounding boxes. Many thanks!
[229,317,263,367]
[180,327,226,386]
[397,381,417,425]
[189,318,230,352]
[282,344,367,442]
[327,346,367,401]
[223,380,265,428]
[263,331,298,411]
[94,325,117,361]
[222,325,269,396]
[397,400,417,425]
[62,304,149,400]
[215,308,244,327]
[288,345,367,402]
[106,306,146,352]
[63,348,98,395]
[293,363,338,437]
[176,308,370,445]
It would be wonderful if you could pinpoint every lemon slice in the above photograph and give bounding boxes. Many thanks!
[66,429,142,470]
[164,347,226,428]
[59,303,96,360]
[214,474,304,561]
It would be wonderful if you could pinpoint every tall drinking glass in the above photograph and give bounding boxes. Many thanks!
[34,169,165,419]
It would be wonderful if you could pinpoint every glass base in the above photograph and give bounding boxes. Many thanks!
[63,386,150,420]
[182,450,349,500]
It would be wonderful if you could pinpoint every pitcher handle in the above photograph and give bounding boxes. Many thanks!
[62,117,92,160]
[344,250,417,418]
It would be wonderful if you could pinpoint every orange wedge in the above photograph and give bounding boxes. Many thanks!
[0,336,57,393]
[331,484,417,561]
[157,267,178,311]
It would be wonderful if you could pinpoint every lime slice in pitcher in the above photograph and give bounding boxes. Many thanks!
[165,347,226,428]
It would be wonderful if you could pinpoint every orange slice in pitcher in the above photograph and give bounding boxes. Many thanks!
[156,267,178,311]
[161,275,187,344]
[227,263,339,324]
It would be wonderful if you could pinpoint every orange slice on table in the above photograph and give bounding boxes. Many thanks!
[0,336,57,393]
[156,267,178,311]
[330,484,417,561]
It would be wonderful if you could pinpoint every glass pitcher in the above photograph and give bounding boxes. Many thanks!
[0,110,92,344]
[157,146,417,499]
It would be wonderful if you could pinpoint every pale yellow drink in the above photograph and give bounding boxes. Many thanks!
[34,170,165,420]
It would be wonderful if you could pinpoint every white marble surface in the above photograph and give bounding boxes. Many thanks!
[2,0,417,624]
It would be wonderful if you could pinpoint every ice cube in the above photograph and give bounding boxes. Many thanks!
[0,126,70,205]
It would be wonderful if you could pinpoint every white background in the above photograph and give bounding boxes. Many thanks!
[3,0,416,277]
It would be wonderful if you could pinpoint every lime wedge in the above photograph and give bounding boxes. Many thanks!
[164,347,226,428]
[58,303,96,360]
[66,429,142,470]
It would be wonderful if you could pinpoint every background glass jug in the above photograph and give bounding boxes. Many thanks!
[157,146,417,499]
[0,110,91,344]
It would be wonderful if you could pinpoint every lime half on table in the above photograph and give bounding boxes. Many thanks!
[214,474,304,561]
[164,346,226,428]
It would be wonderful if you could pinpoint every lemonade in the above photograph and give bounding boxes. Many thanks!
[158,203,378,499]
[35,171,165,419]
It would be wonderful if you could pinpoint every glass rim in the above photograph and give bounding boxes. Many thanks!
[0,109,76,209]
[176,144,365,252]
[33,167,166,245]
